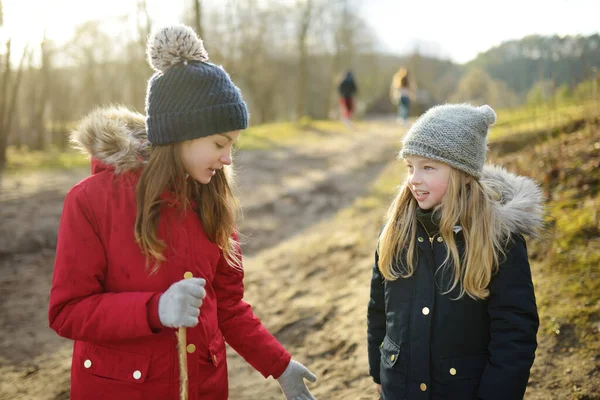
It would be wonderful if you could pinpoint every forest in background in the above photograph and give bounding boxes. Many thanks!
[0,0,599,174]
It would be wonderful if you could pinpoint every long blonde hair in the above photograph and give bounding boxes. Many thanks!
[391,67,409,90]
[377,167,511,300]
[134,143,241,273]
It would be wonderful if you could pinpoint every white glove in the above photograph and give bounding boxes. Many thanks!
[158,278,206,328]
[277,360,317,400]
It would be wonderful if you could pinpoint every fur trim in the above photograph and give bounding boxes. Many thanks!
[70,106,149,174]
[481,164,544,238]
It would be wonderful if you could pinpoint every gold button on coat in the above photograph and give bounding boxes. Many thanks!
[422,307,430,315]
[417,237,424,243]
[450,367,457,376]
[390,354,396,361]
[437,236,443,242]
[420,383,427,391]
[213,354,218,363]
[186,344,196,354]
[183,271,193,279]
[84,359,92,368]
[133,370,142,380]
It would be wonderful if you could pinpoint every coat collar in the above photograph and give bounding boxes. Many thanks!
[480,164,544,238]
[71,106,149,175]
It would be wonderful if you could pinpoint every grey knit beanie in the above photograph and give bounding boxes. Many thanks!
[144,24,248,145]
[399,104,497,178]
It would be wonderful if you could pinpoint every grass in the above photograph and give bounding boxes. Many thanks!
[490,100,597,140]
[4,146,90,174]
[5,119,358,174]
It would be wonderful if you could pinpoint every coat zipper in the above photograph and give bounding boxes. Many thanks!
[418,221,439,248]
[414,221,438,398]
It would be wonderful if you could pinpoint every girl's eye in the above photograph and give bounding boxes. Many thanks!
[216,142,226,149]
[424,166,435,171]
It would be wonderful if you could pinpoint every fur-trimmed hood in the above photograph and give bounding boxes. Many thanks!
[481,164,544,238]
[70,106,150,175]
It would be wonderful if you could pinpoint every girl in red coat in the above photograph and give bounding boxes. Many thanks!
[48,24,316,400]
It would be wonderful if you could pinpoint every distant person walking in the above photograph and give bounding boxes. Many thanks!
[338,70,358,122]
[390,67,412,125]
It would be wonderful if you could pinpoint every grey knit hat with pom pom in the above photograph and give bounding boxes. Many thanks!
[145,24,248,145]
[399,104,497,178]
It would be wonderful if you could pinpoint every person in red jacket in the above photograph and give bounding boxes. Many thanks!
[48,24,317,400]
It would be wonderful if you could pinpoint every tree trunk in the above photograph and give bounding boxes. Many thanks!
[0,127,8,174]
[193,0,203,38]
[0,40,29,175]
[295,0,313,120]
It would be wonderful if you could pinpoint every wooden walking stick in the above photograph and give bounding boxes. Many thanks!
[178,327,188,400]
[178,272,194,400]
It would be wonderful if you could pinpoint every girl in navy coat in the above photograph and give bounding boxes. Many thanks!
[367,104,542,400]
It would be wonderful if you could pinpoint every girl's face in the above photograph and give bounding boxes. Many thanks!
[180,131,240,184]
[405,155,451,210]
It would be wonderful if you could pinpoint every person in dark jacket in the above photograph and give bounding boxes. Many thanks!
[338,70,358,121]
[367,104,542,400]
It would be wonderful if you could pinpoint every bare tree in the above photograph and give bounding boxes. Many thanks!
[0,40,31,174]
[30,29,52,150]
[192,0,203,39]
[127,3,153,110]
[295,0,315,120]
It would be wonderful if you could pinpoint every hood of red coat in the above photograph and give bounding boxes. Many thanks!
[70,106,150,175]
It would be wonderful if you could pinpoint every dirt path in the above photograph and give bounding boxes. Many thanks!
[0,121,402,399]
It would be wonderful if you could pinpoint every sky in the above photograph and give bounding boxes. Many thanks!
[1,0,599,64]
[360,0,600,62]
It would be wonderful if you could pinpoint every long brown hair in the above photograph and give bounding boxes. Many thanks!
[134,143,241,273]
[377,167,511,300]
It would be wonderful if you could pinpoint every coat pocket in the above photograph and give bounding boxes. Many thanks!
[379,336,406,399]
[380,336,401,368]
[208,330,226,367]
[76,343,152,383]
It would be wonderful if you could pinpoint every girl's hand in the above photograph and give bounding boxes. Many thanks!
[158,278,206,328]
[277,360,317,400]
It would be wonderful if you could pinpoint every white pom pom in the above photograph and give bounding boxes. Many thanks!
[479,105,497,126]
[146,24,209,73]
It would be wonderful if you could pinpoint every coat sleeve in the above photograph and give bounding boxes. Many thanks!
[213,236,291,379]
[478,235,539,400]
[48,184,161,341]
[367,251,386,384]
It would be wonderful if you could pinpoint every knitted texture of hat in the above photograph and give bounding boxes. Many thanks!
[145,24,248,145]
[399,104,497,178]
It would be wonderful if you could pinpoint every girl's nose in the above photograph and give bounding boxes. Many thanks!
[409,171,422,186]
[220,150,232,165]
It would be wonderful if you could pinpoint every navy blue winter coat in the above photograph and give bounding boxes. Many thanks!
[368,165,543,400]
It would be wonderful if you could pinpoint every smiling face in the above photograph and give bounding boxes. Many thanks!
[179,131,240,184]
[404,155,452,210]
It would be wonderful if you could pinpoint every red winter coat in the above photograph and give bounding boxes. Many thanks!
[48,107,291,400]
